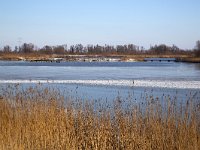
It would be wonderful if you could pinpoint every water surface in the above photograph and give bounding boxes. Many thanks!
[0,61,200,102]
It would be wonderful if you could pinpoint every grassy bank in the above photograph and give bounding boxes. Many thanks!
[176,57,200,63]
[1,52,198,62]
[0,85,200,149]
[0,53,53,61]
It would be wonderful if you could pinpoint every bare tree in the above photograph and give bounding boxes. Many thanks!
[195,40,200,57]
[3,45,12,53]
[53,45,65,54]
[21,43,34,53]
[40,45,53,54]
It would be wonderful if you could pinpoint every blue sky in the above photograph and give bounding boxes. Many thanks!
[0,0,200,49]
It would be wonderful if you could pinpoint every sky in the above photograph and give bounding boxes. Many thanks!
[0,0,200,49]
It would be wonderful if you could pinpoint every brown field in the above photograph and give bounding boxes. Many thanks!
[0,85,200,149]
[176,57,200,63]
[1,52,197,62]
[0,53,52,61]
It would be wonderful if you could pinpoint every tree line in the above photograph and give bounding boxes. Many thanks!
[1,41,200,56]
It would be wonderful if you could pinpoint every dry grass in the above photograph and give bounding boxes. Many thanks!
[0,85,200,150]
[177,57,200,63]
[0,52,192,62]
[0,53,52,61]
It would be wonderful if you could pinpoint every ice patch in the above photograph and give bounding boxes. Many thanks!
[0,79,200,89]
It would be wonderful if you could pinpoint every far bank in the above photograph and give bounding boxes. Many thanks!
[0,53,200,63]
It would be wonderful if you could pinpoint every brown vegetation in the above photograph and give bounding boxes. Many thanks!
[0,52,53,61]
[176,57,200,63]
[0,85,200,149]
[1,42,200,62]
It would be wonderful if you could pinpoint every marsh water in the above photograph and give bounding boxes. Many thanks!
[0,61,200,103]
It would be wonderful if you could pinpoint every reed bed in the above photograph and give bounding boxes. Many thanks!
[0,85,200,150]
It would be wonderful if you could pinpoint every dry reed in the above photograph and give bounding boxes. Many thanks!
[0,85,199,150]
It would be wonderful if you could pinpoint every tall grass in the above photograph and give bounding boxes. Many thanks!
[0,85,200,149]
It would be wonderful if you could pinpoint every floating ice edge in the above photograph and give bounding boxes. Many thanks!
[0,80,200,89]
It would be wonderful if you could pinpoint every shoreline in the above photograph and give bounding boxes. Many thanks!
[0,53,200,63]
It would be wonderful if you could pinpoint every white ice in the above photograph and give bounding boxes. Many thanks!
[0,80,200,89]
